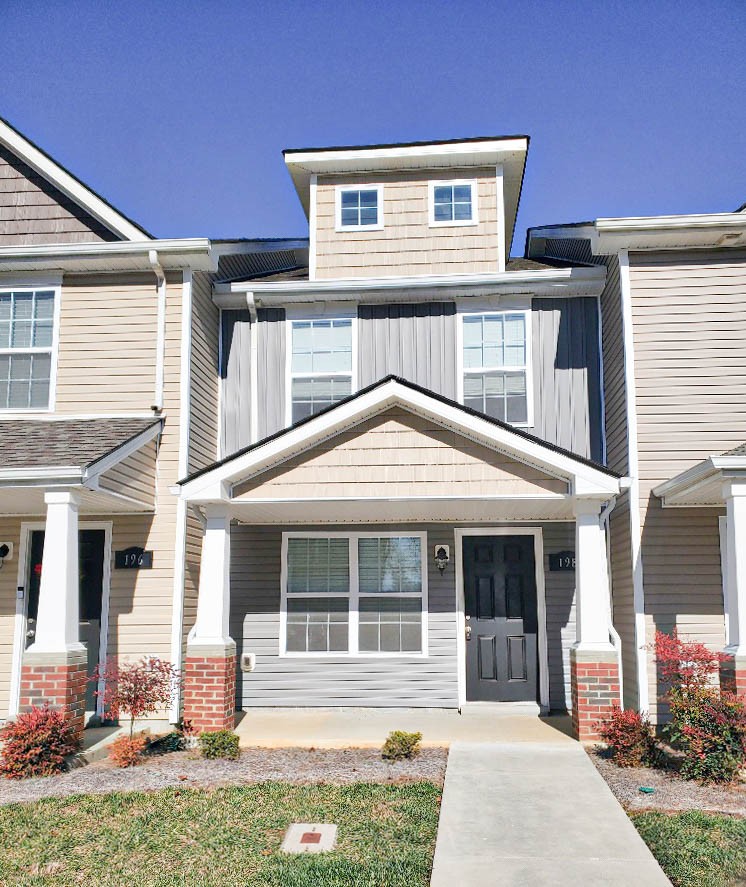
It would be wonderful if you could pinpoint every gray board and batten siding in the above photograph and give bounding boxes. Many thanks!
[230,522,577,710]
[220,297,603,461]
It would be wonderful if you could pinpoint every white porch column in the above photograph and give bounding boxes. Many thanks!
[723,479,746,657]
[191,505,232,646]
[28,489,84,654]
[573,496,614,651]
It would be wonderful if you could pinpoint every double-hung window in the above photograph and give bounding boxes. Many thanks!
[430,180,477,226]
[461,311,530,425]
[289,317,354,423]
[0,289,56,411]
[283,533,426,655]
[336,185,383,230]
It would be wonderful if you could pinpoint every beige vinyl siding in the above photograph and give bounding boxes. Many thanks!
[230,521,577,709]
[0,145,117,245]
[97,439,157,508]
[0,518,23,719]
[629,249,746,716]
[315,168,499,278]
[188,271,219,473]
[55,273,171,413]
[234,408,567,501]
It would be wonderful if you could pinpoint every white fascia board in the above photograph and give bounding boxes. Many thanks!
[0,118,150,242]
[0,238,215,271]
[181,379,619,502]
[83,422,162,483]
[214,267,606,307]
[652,456,746,504]
[591,213,746,254]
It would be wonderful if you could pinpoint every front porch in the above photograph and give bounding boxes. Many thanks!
[180,377,624,740]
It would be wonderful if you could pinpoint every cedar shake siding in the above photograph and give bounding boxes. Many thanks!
[314,168,500,278]
[0,145,118,245]
[230,522,577,710]
[629,249,746,716]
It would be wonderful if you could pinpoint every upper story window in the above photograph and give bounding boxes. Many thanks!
[335,185,383,231]
[283,532,427,656]
[460,311,531,425]
[0,289,56,411]
[289,317,354,423]
[429,180,478,226]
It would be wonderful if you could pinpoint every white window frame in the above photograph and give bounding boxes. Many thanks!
[285,310,358,427]
[456,308,534,428]
[279,530,429,658]
[335,184,384,232]
[0,280,61,413]
[428,179,479,228]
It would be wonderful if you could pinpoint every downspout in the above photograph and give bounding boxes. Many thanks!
[246,291,259,443]
[149,249,167,413]
[600,497,625,708]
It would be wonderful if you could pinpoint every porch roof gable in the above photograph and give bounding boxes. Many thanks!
[180,376,620,503]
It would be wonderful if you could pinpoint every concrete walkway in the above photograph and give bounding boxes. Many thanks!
[430,742,670,886]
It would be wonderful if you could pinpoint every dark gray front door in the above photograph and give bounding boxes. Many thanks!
[463,535,538,702]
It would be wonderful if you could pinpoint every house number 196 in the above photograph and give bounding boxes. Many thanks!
[114,548,153,570]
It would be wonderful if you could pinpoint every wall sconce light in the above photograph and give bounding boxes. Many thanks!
[434,544,450,574]
[0,543,11,570]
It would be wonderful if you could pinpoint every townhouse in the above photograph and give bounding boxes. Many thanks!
[1,114,743,740]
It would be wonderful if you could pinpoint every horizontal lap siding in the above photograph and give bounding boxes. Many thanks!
[97,439,157,507]
[315,169,499,278]
[0,146,117,245]
[630,250,746,717]
[230,522,576,709]
[55,274,167,412]
[189,272,219,473]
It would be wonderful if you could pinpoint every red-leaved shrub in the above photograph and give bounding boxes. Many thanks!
[108,734,148,768]
[655,629,746,782]
[598,705,656,767]
[0,706,80,779]
[93,656,180,736]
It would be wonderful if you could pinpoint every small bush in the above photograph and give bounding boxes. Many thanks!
[152,731,186,753]
[94,656,181,737]
[0,706,80,779]
[382,730,422,761]
[109,734,148,768]
[198,730,240,760]
[598,706,656,767]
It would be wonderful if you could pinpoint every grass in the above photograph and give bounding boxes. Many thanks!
[631,810,746,887]
[0,782,441,886]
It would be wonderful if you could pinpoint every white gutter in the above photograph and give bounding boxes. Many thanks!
[0,238,213,262]
[246,292,260,443]
[149,250,167,412]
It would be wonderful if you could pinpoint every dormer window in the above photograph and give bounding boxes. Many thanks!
[429,180,478,226]
[336,185,383,231]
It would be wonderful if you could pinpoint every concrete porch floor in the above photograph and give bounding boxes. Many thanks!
[233,706,575,748]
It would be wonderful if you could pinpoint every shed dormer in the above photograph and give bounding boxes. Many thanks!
[284,136,529,280]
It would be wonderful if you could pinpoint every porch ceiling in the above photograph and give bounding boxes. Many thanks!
[654,450,746,507]
[0,483,154,516]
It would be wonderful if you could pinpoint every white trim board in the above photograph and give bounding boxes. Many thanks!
[454,527,548,711]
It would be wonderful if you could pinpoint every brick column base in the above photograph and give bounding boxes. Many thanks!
[183,642,237,733]
[570,648,621,742]
[19,648,88,737]
[720,653,746,698]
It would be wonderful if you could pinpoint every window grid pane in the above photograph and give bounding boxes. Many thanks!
[358,537,422,594]
[0,291,54,411]
[291,318,353,422]
[433,183,472,222]
[286,598,349,653]
[287,537,350,595]
[359,597,422,653]
[339,189,378,227]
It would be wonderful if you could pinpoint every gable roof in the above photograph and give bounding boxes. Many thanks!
[0,115,153,241]
[180,376,619,503]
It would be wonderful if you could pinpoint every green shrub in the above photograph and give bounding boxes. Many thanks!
[198,730,240,760]
[382,730,422,761]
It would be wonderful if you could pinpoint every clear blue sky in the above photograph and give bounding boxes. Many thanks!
[3,1,745,252]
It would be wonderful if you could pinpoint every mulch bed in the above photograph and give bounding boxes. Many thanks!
[0,746,447,806]
[589,747,746,816]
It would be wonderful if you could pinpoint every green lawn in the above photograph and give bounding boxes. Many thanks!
[632,810,746,887]
[0,782,441,887]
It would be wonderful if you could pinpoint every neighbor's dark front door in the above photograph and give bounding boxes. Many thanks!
[463,535,538,702]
